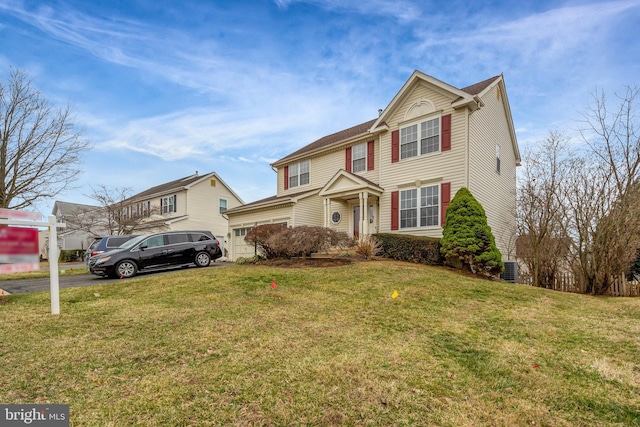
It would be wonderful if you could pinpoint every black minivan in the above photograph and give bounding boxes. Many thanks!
[88,230,222,278]
[85,235,139,266]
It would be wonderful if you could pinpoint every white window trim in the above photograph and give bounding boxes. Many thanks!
[161,195,177,214]
[288,160,311,189]
[219,198,228,215]
[352,142,367,173]
[400,114,442,161]
[399,184,440,229]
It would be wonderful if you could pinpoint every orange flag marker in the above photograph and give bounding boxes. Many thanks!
[271,281,277,289]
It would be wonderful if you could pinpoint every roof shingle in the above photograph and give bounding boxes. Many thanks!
[126,172,209,201]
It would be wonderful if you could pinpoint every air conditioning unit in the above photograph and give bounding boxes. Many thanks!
[501,260,518,283]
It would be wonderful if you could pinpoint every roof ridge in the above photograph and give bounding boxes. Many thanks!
[275,118,376,164]
[460,75,501,95]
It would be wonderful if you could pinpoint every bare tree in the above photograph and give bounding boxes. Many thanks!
[0,67,89,209]
[58,203,108,239]
[565,86,640,294]
[89,184,158,235]
[516,131,571,288]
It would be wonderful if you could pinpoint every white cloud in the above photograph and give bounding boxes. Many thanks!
[416,0,639,63]
[271,0,421,23]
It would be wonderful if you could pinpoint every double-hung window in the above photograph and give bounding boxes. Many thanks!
[352,143,367,173]
[420,186,439,226]
[288,160,310,189]
[219,198,227,214]
[400,117,440,160]
[400,185,439,228]
[142,201,150,217]
[162,195,176,214]
[400,189,418,228]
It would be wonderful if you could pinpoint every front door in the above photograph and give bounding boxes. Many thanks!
[353,205,360,239]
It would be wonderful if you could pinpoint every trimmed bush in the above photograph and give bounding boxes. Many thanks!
[440,187,503,276]
[58,249,85,263]
[235,255,267,265]
[376,233,443,265]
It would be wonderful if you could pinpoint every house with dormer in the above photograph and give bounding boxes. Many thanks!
[225,71,520,260]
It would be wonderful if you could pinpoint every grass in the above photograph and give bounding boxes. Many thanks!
[0,260,638,426]
[0,264,88,281]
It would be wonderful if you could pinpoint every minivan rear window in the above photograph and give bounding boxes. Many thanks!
[190,233,212,242]
[167,233,190,244]
[106,237,135,248]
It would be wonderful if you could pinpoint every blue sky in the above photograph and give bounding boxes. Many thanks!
[1,0,639,215]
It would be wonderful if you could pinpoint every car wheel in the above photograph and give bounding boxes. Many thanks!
[195,251,211,267]
[116,260,138,278]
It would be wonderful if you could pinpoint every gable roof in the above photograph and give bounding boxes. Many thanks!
[124,171,244,204]
[273,119,377,167]
[319,169,384,198]
[225,188,320,215]
[373,70,492,130]
[273,71,507,167]
[459,74,502,96]
[52,200,100,216]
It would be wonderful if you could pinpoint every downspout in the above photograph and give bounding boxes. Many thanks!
[465,96,484,188]
[465,108,470,188]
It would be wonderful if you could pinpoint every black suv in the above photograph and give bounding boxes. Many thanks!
[88,230,222,278]
[85,235,139,265]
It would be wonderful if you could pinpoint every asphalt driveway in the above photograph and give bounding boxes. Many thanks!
[0,261,230,295]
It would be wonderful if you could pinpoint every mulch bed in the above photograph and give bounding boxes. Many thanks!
[253,257,358,268]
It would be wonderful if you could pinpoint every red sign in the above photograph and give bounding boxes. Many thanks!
[0,227,40,264]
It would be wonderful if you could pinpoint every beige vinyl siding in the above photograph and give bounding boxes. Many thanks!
[468,83,517,259]
[277,138,380,197]
[292,194,324,227]
[346,139,380,184]
[386,82,455,126]
[325,200,351,234]
[181,179,242,240]
[378,82,468,238]
[155,190,187,221]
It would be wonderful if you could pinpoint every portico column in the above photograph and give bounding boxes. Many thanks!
[362,191,369,237]
[358,193,364,241]
[324,198,330,227]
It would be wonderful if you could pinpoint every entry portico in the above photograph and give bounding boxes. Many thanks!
[319,170,383,239]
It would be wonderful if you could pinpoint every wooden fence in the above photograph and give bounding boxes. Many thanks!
[520,272,640,297]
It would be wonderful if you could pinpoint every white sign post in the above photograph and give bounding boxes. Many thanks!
[0,209,66,314]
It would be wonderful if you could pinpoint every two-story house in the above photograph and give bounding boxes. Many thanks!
[225,71,520,261]
[43,201,105,258]
[118,171,243,255]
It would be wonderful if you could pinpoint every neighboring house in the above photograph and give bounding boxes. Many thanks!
[225,70,520,261]
[118,172,244,254]
[42,201,105,259]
